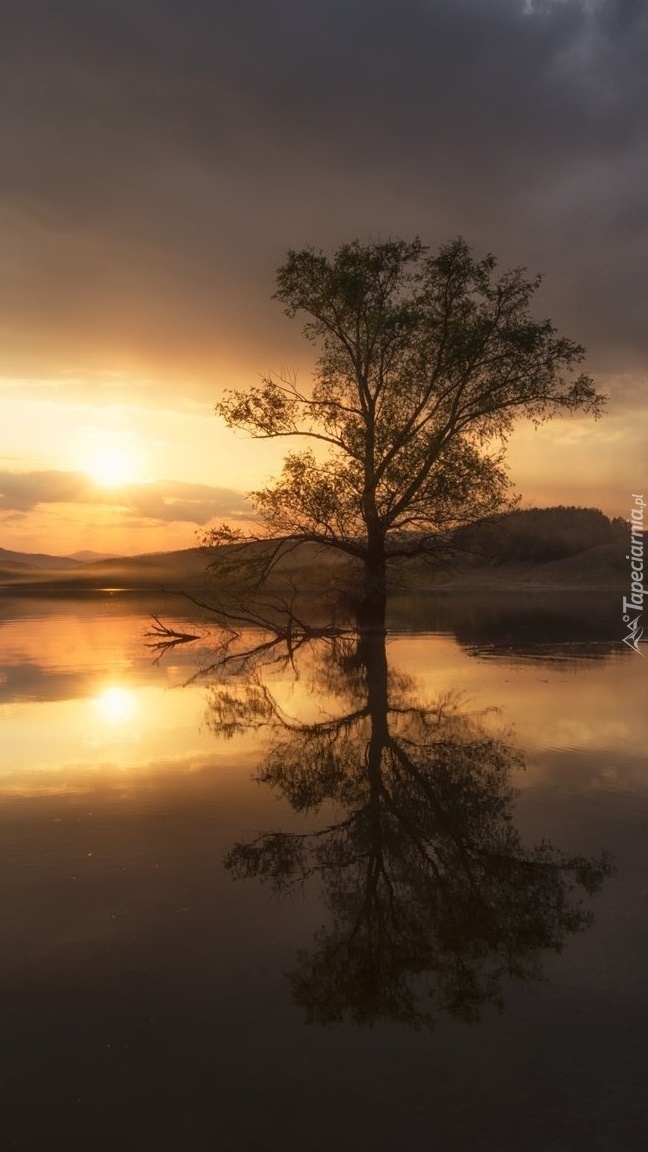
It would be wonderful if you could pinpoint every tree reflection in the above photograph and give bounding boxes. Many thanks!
[206,616,610,1031]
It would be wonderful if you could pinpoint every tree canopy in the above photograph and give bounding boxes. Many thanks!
[210,237,604,614]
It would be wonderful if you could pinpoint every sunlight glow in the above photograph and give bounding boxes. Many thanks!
[93,686,138,724]
[87,447,137,488]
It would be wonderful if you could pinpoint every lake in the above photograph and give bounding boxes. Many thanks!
[0,590,646,1151]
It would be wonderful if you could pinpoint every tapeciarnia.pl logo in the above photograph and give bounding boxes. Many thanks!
[622,493,645,656]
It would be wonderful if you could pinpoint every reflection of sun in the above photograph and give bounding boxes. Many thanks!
[87,448,136,488]
[93,686,138,724]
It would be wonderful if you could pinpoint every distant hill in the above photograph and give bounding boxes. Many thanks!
[0,507,638,593]
[68,550,121,563]
[0,545,214,590]
[401,508,633,591]
[406,536,631,591]
[0,546,82,572]
[517,536,631,587]
[453,505,626,564]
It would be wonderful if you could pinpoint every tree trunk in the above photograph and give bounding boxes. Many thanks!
[355,550,387,638]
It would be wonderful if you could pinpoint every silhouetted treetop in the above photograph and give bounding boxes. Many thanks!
[209,237,605,622]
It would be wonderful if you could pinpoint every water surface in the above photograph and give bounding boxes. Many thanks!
[0,592,646,1150]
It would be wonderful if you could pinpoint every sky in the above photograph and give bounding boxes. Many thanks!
[0,0,646,556]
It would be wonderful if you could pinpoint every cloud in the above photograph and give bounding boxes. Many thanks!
[0,470,251,525]
[0,0,646,394]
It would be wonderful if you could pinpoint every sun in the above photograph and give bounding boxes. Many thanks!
[93,685,138,724]
[87,447,137,488]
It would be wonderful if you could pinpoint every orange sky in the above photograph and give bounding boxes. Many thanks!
[1,0,646,556]
[0,370,640,557]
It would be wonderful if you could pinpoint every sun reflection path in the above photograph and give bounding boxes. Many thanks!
[93,685,138,725]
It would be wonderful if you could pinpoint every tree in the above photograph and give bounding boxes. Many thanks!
[210,237,604,625]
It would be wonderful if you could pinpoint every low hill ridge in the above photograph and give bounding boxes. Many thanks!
[0,508,637,592]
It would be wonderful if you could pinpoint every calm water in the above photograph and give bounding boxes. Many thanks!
[0,591,646,1151]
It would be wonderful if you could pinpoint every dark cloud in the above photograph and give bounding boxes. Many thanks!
[0,470,251,524]
[0,1,646,389]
